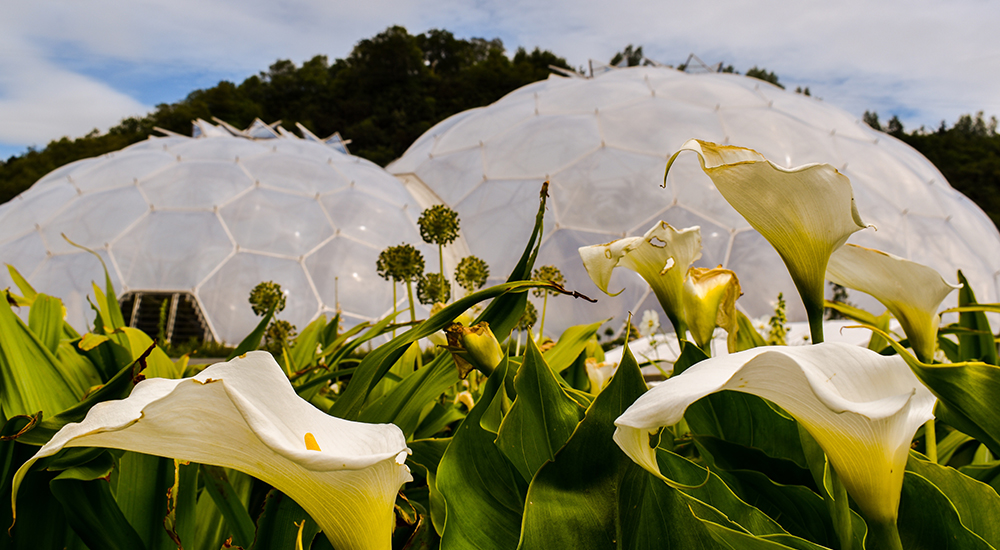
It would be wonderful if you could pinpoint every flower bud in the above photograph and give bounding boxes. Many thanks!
[445,321,503,378]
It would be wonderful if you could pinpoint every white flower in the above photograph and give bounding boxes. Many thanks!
[666,140,867,342]
[580,222,702,333]
[827,244,961,362]
[13,352,411,550]
[682,266,741,353]
[640,310,661,338]
[614,343,935,524]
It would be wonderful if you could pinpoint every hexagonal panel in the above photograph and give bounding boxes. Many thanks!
[40,186,149,255]
[242,153,348,196]
[198,253,319,344]
[306,237,391,320]
[320,188,420,245]
[483,114,601,180]
[141,160,253,210]
[220,188,333,257]
[113,211,233,290]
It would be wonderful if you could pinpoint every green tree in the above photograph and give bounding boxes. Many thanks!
[745,66,784,89]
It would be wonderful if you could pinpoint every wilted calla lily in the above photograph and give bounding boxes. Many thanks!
[666,139,867,342]
[827,243,961,362]
[682,266,741,353]
[614,343,935,526]
[13,352,411,550]
[579,222,702,333]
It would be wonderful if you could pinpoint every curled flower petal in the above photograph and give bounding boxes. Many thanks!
[614,343,935,524]
[580,222,701,332]
[666,139,867,341]
[13,352,411,550]
[827,243,961,362]
[682,266,741,353]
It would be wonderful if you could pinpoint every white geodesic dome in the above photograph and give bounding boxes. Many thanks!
[0,119,437,343]
[388,66,1000,337]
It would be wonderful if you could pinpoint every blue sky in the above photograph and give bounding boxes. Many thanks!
[3,0,999,160]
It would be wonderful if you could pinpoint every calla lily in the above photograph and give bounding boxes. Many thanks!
[666,139,867,342]
[13,352,411,550]
[579,222,702,333]
[827,243,961,362]
[682,266,741,353]
[614,343,935,525]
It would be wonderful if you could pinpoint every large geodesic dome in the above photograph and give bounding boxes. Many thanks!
[389,66,1000,336]
[0,119,435,343]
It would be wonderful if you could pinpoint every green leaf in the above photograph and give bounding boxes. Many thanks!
[9,467,88,550]
[28,294,64,355]
[957,270,997,364]
[408,438,452,537]
[906,451,1000,547]
[122,327,179,379]
[7,264,38,302]
[250,489,321,550]
[164,459,199,550]
[199,464,257,548]
[0,293,81,417]
[897,472,995,549]
[49,453,148,550]
[541,320,604,374]
[192,469,253,550]
[518,343,649,548]
[736,310,768,351]
[437,359,527,549]
[495,337,585,482]
[359,351,460,437]
[110,451,178,550]
[288,316,325,372]
[226,301,277,361]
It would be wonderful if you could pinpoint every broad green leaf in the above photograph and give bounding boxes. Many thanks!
[90,282,129,350]
[736,310,768,351]
[359,351,460,437]
[413,402,465,441]
[897,472,995,549]
[28,294,64,355]
[55,341,102,396]
[877,330,1000,458]
[331,280,565,420]
[250,490,321,550]
[8,467,88,550]
[408,438,451,536]
[49,453,148,550]
[226,301,276,361]
[192,468,253,550]
[288,315,325,372]
[200,464,257,548]
[111,451,177,550]
[0,295,80,417]
[76,331,133,382]
[15,343,151,446]
[957,270,997,364]
[122,327,179,379]
[518,344,649,548]
[7,264,37,302]
[797,426,860,550]
[541,320,604,374]
[496,337,584,482]
[163,459,199,550]
[437,359,527,549]
[906,451,1000,547]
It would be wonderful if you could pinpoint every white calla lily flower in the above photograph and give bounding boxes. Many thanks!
[13,352,411,550]
[827,243,961,362]
[666,139,867,342]
[579,222,702,332]
[614,342,935,524]
[682,266,741,353]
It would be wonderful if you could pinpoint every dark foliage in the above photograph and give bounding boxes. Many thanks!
[0,26,571,204]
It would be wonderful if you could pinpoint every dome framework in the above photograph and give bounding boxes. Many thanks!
[389,67,1000,336]
[0,119,435,343]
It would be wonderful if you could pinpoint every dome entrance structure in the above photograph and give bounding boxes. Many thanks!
[120,291,210,345]
[389,66,1000,336]
[0,119,435,343]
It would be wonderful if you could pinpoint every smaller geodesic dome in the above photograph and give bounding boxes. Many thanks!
[0,119,438,343]
[389,66,1000,337]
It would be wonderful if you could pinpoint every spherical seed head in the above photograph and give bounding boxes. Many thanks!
[417,272,451,305]
[455,255,490,293]
[418,205,461,246]
[376,243,425,282]
[249,281,287,316]
[532,265,565,297]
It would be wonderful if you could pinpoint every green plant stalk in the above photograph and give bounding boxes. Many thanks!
[866,519,904,550]
[540,291,548,339]
[392,282,398,337]
[807,297,825,344]
[406,279,416,322]
[438,243,445,277]
[925,419,938,462]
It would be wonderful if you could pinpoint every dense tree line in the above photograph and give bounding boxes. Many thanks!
[0,26,570,204]
[864,110,1000,227]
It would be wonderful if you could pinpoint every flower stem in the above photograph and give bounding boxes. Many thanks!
[392,283,397,338]
[540,292,549,340]
[406,280,416,322]
[925,419,938,462]
[866,519,904,550]
[807,301,825,344]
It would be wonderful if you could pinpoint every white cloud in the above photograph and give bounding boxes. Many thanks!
[2,0,999,149]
